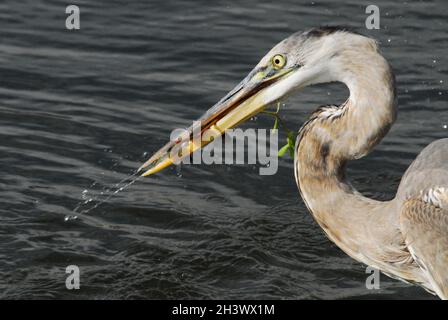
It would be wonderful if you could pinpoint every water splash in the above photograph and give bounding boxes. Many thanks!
[175,163,182,178]
[64,215,78,222]
[70,170,142,218]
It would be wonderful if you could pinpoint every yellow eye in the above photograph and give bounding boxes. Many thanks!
[272,54,286,69]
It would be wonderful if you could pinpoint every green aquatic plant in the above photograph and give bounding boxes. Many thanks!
[262,102,297,158]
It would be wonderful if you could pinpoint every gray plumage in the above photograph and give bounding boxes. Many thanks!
[397,139,448,298]
[286,28,448,298]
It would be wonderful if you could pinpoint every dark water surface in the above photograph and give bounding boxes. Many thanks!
[0,0,447,299]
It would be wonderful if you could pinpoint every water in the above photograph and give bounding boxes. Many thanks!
[73,172,141,215]
[0,0,447,299]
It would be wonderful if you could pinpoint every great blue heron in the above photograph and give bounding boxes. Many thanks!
[139,27,448,299]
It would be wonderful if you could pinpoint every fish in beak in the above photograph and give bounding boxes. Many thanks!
[139,53,301,177]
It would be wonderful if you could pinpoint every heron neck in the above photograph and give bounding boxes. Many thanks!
[295,53,401,265]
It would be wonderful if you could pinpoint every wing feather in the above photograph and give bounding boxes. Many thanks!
[397,138,448,203]
[400,198,448,299]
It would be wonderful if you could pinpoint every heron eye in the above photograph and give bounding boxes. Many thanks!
[272,54,286,69]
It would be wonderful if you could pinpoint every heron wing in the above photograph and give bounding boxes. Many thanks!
[396,139,448,299]
[396,138,448,203]
[400,198,448,299]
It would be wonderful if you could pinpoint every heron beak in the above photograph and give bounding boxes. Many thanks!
[138,66,295,177]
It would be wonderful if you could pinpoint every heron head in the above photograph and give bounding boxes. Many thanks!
[139,27,377,176]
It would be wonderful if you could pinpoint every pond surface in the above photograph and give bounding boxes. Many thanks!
[0,0,446,299]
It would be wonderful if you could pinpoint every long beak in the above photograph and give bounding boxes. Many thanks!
[138,65,296,177]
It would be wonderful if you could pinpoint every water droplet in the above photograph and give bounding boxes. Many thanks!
[433,59,437,64]
[438,91,443,96]
[64,215,78,222]
[114,187,124,194]
[440,80,444,84]
[142,151,148,157]
[443,124,447,129]
[387,39,391,43]
[176,164,182,178]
